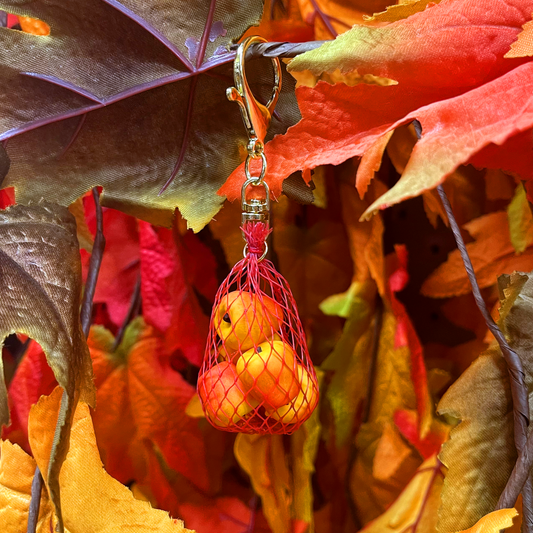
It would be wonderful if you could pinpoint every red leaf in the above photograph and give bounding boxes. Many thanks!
[3,340,57,452]
[387,246,432,438]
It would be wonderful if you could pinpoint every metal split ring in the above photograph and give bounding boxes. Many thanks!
[243,241,269,262]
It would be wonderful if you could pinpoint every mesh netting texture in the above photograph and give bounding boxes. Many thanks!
[198,222,319,434]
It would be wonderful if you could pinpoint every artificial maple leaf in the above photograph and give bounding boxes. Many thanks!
[20,386,193,533]
[0,440,55,533]
[2,339,57,453]
[366,0,442,23]
[422,211,533,298]
[507,183,533,254]
[243,0,314,43]
[437,272,533,532]
[89,318,213,492]
[0,201,95,529]
[222,0,533,218]
[359,455,443,533]
[83,203,140,327]
[84,205,215,365]
[454,509,518,533]
[506,16,533,57]
[356,131,394,199]
[234,433,292,533]
[271,192,353,362]
[140,448,272,533]
[0,0,299,232]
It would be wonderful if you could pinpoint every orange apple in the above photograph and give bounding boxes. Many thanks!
[236,340,299,409]
[214,291,283,352]
[267,365,319,424]
[197,362,255,428]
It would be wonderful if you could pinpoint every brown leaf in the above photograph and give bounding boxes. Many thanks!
[0,201,94,528]
[0,0,299,231]
[437,272,533,532]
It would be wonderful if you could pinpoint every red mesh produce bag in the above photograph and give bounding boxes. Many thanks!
[198,221,319,434]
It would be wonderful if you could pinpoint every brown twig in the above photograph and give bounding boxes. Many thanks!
[26,467,43,533]
[80,187,106,337]
[435,185,533,524]
[112,274,142,351]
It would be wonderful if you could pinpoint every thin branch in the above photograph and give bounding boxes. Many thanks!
[231,40,328,60]
[80,187,106,337]
[436,184,533,526]
[112,274,142,351]
[26,467,43,533]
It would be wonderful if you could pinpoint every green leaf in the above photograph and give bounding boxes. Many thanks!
[507,183,533,254]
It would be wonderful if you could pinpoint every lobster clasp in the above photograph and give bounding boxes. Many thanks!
[227,36,282,157]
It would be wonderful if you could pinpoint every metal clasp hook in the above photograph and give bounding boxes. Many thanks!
[227,36,282,157]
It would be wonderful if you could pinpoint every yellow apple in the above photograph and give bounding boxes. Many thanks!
[214,291,283,352]
[197,362,255,428]
[236,340,299,409]
[267,365,319,424]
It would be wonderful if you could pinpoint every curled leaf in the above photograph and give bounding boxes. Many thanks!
[0,201,94,529]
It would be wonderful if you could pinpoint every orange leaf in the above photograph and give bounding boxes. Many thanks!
[422,212,533,298]
[89,319,212,492]
[455,509,518,533]
[506,15,533,57]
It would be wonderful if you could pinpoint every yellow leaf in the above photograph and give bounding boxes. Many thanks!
[437,272,532,532]
[0,441,55,533]
[454,509,518,533]
[361,455,443,533]
[234,433,292,533]
[366,0,442,23]
[507,183,533,254]
[505,16,533,57]
[291,383,323,529]
[27,387,193,533]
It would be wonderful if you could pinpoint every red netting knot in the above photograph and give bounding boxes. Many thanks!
[242,222,272,256]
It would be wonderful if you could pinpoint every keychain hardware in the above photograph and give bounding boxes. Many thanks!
[198,37,319,435]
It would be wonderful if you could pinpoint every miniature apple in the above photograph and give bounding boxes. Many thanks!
[267,364,319,425]
[197,362,255,428]
[214,291,283,352]
[236,340,299,409]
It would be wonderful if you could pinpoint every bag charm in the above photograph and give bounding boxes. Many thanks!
[198,37,319,434]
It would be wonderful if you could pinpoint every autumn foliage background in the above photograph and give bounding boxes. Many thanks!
[2,0,533,532]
